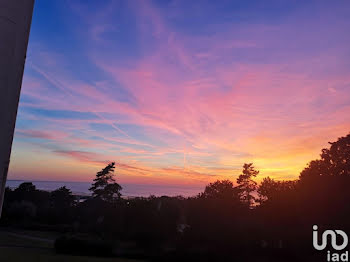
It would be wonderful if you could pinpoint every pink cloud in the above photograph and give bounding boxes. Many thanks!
[53,150,109,166]
[16,129,68,140]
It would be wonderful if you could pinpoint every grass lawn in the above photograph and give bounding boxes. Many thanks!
[0,230,145,262]
[0,230,53,248]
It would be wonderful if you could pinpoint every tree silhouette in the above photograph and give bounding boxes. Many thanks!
[257,177,297,204]
[257,177,276,204]
[300,133,350,181]
[236,163,259,207]
[50,186,75,209]
[14,182,36,193]
[89,162,122,202]
[201,180,238,201]
[296,133,350,224]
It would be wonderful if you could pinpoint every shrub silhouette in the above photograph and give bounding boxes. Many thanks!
[55,235,113,257]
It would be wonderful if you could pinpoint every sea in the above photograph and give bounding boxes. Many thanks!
[6,180,204,198]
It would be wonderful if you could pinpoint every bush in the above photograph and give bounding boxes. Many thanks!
[8,201,37,218]
[54,234,114,257]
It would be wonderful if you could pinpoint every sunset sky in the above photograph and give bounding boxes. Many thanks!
[8,0,350,187]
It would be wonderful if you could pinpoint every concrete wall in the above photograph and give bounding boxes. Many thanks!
[0,0,35,215]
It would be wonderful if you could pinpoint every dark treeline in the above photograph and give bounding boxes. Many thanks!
[1,133,350,261]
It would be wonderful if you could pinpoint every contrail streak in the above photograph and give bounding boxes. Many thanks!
[29,63,140,143]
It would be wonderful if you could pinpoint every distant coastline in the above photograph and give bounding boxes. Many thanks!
[6,180,204,198]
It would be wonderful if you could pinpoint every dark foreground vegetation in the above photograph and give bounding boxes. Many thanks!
[1,133,350,261]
